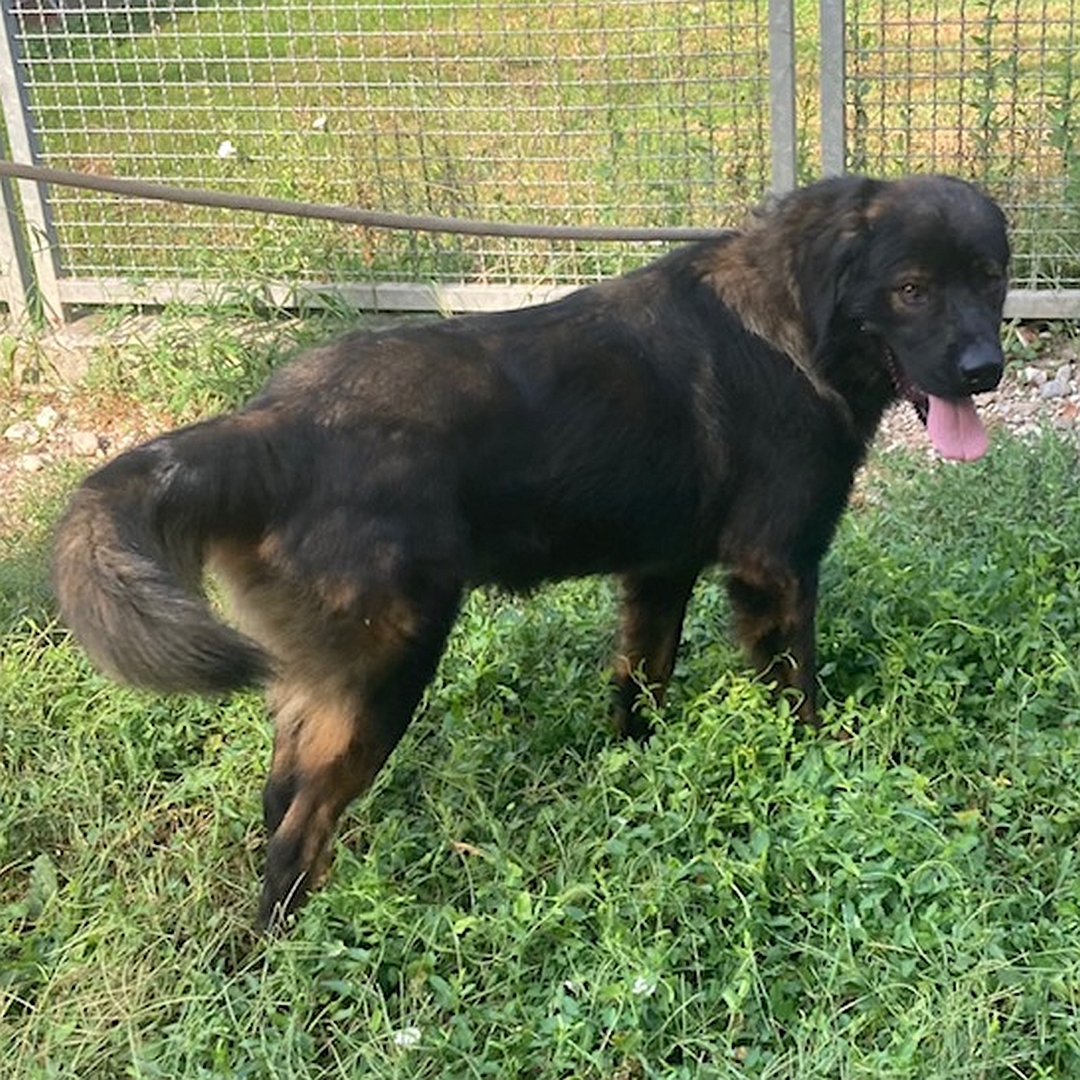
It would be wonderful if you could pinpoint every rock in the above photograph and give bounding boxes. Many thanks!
[4,420,40,445]
[70,430,102,456]
[34,405,60,431]
[19,452,48,472]
[1040,378,1068,398]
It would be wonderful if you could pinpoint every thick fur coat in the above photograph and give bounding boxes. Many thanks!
[54,174,1010,926]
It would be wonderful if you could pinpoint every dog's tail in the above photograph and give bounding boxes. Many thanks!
[53,414,290,694]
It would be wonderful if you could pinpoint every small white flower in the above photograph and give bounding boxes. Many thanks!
[216,139,238,160]
[632,975,657,997]
[392,1026,422,1048]
[312,114,328,131]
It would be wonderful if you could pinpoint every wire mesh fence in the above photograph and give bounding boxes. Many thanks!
[846,0,1080,293]
[3,0,772,294]
[2,0,1080,315]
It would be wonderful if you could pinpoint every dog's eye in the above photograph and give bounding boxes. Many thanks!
[895,280,928,307]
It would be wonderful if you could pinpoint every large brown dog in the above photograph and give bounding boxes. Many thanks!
[54,174,1009,927]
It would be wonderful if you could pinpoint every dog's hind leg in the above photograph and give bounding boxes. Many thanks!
[612,571,698,739]
[256,587,459,930]
[726,562,819,725]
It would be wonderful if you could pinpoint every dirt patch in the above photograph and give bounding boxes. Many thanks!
[1,313,176,538]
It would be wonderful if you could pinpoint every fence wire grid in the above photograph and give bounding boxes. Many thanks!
[847,0,1080,294]
[2,0,1080,316]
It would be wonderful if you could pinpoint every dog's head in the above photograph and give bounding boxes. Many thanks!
[795,174,1010,461]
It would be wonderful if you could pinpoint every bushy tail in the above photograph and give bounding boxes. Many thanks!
[53,417,281,694]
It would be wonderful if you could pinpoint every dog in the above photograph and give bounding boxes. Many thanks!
[53,174,1010,928]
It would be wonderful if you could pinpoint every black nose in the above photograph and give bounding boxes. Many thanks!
[958,338,1004,393]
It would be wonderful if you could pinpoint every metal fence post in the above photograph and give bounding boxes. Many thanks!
[0,170,31,322]
[0,4,64,323]
[820,0,846,176]
[769,0,798,193]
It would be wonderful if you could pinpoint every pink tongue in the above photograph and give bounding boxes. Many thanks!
[926,395,989,461]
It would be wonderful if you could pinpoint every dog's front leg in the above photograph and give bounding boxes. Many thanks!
[726,562,819,725]
[612,570,698,740]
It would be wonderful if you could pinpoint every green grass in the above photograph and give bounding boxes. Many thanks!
[2,317,1080,1076]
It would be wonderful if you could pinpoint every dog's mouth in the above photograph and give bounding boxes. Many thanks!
[887,353,990,462]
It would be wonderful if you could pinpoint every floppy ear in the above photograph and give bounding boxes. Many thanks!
[790,176,880,356]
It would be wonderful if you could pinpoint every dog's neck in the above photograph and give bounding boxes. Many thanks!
[698,234,865,436]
